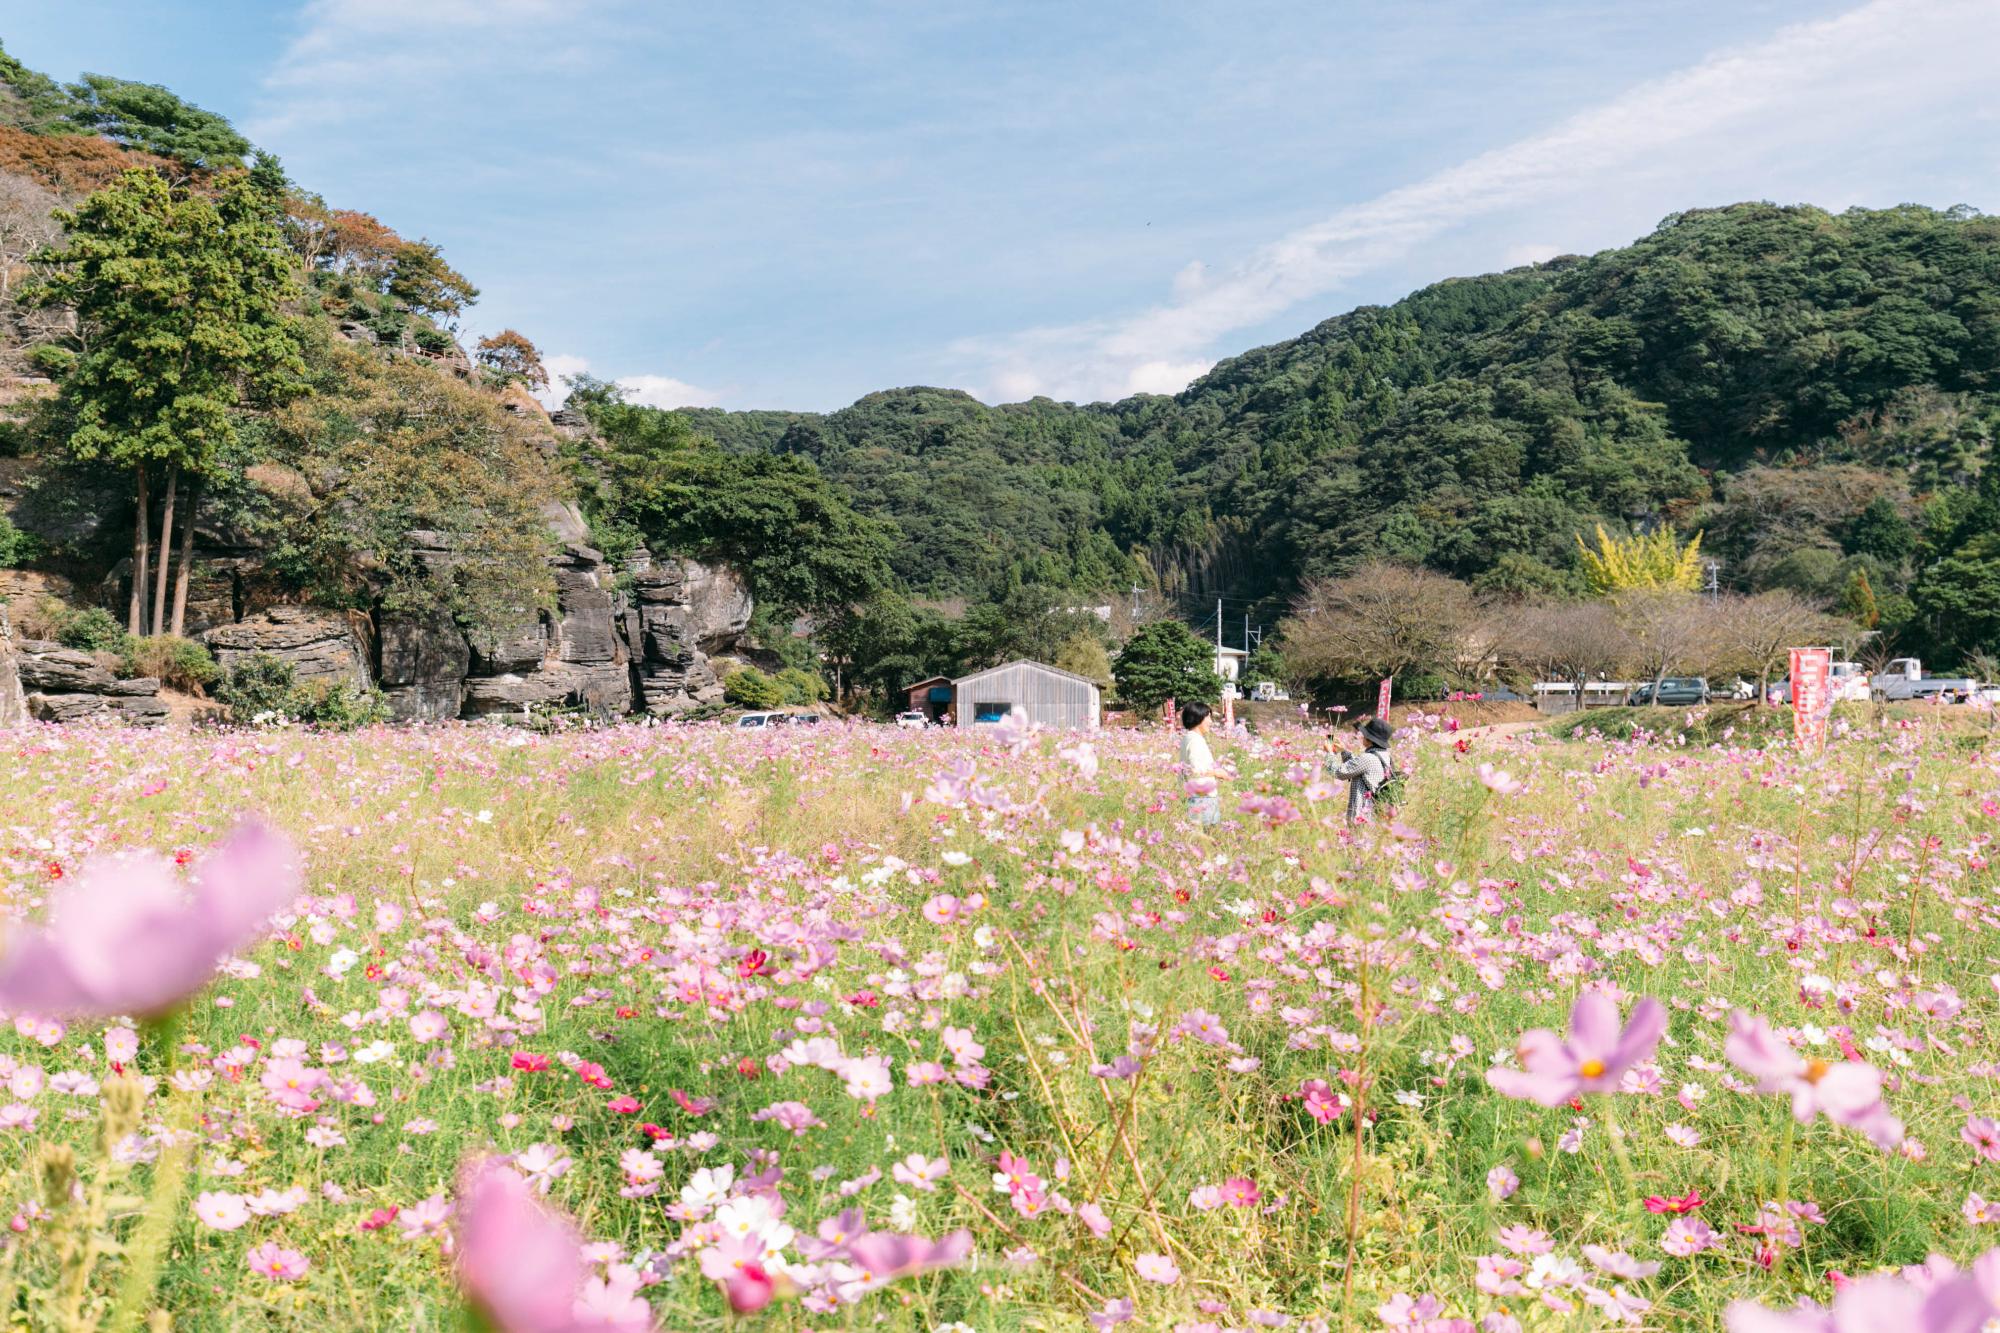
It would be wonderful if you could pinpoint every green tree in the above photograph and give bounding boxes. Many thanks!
[64,73,250,170]
[387,239,478,325]
[34,168,302,637]
[1845,496,1916,564]
[1053,631,1113,688]
[1112,620,1221,712]
[574,383,894,618]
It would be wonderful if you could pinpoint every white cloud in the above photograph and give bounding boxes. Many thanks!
[249,0,584,140]
[950,0,2000,404]
[535,353,720,411]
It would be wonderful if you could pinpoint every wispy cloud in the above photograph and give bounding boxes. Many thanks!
[536,353,721,411]
[950,0,2000,404]
[248,0,585,141]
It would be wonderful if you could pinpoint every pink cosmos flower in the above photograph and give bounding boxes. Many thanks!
[1476,763,1523,796]
[1486,1165,1520,1201]
[247,1242,310,1281]
[193,1192,250,1231]
[1136,1253,1180,1284]
[1723,1011,1904,1149]
[409,1011,450,1043]
[1487,991,1667,1107]
[455,1159,656,1333]
[0,822,299,1018]
[1725,1248,2000,1332]
[840,1228,974,1293]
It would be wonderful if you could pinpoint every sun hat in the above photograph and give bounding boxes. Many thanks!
[1357,716,1394,748]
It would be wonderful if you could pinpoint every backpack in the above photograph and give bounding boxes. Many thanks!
[1366,748,1403,811]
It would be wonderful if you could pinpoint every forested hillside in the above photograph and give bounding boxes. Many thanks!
[676,204,1999,664]
[0,33,1994,720]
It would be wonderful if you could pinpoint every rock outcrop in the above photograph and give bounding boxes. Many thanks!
[202,607,371,687]
[10,640,166,726]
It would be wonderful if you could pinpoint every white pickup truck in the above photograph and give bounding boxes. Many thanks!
[1872,657,1984,704]
[1769,660,1871,705]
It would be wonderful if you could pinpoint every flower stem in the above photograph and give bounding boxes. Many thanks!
[110,1010,190,1333]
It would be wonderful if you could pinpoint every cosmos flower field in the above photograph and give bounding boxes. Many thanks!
[0,710,1997,1331]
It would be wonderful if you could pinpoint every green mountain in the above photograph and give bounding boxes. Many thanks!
[682,202,1999,661]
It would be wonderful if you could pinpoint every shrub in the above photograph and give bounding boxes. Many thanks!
[214,651,388,729]
[24,344,74,378]
[0,514,34,568]
[722,665,785,709]
[412,326,454,356]
[118,635,218,693]
[773,666,827,707]
[58,606,124,653]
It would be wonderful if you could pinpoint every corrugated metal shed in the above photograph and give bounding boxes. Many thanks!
[952,660,1101,730]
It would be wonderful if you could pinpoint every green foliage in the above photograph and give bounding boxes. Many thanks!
[386,239,478,325]
[956,584,1108,672]
[1846,496,1916,563]
[63,73,250,170]
[819,588,964,703]
[214,652,388,729]
[1112,619,1221,711]
[0,513,35,568]
[255,332,561,628]
[411,326,454,355]
[117,634,218,692]
[55,605,122,652]
[572,383,893,617]
[0,41,82,136]
[1052,631,1113,688]
[24,344,74,378]
[34,169,303,479]
[773,666,827,706]
[722,665,786,709]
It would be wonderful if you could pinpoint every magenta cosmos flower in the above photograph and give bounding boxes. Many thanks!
[1487,991,1666,1107]
[0,821,299,1018]
[1723,1011,1904,1149]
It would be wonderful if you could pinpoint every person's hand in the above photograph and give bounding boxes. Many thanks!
[1339,749,1353,761]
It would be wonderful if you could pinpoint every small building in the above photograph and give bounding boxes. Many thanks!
[952,660,1101,729]
[904,675,955,722]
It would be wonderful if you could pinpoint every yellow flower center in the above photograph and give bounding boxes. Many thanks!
[1804,1058,1831,1083]
[1579,1059,1607,1079]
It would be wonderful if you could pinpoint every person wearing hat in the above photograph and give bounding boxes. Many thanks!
[1328,715,1396,822]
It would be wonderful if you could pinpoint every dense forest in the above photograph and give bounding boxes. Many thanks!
[678,204,1999,667]
[0,35,1993,720]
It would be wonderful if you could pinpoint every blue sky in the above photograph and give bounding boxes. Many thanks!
[6,1,1998,409]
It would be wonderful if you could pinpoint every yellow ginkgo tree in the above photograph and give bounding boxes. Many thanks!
[1576,523,1704,594]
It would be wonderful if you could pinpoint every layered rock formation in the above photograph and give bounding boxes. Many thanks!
[9,640,166,726]
[173,535,748,725]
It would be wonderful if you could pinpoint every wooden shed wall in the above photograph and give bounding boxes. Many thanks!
[952,662,1100,729]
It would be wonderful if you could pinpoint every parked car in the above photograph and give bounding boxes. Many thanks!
[790,714,822,726]
[1628,677,1710,706]
[735,712,778,728]
[894,711,929,730]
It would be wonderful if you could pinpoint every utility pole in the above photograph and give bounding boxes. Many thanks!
[1704,559,1721,602]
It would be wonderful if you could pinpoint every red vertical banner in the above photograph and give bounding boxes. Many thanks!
[1164,696,1175,727]
[1377,677,1393,719]
[1790,647,1831,750]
